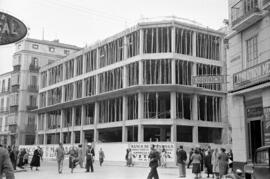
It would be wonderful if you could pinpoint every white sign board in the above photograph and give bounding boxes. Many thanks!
[128,143,175,162]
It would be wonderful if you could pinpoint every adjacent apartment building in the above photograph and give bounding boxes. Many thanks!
[35,19,230,147]
[6,38,80,145]
[227,0,270,169]
[0,72,11,145]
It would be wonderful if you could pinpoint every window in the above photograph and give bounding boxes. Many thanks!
[1,80,5,92]
[246,36,258,67]
[64,50,70,55]
[30,76,37,87]
[49,47,55,52]
[76,55,83,76]
[17,44,21,50]
[256,150,269,164]
[32,44,39,49]
[29,95,37,106]
[65,59,74,79]
[30,57,39,68]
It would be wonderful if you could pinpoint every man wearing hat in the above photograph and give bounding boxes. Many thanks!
[85,143,95,172]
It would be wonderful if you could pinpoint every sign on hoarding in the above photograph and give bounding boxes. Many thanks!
[192,75,226,84]
[264,106,270,146]
[128,143,175,162]
[233,59,270,89]
[0,12,27,45]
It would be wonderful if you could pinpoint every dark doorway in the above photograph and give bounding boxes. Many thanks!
[249,120,262,160]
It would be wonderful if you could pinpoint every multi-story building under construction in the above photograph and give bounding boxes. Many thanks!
[35,19,230,147]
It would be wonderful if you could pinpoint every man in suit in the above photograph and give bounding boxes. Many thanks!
[147,144,160,179]
[0,146,15,179]
[85,143,95,172]
[176,145,187,178]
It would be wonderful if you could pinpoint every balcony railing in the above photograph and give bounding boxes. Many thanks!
[233,59,270,90]
[0,88,10,94]
[27,105,38,111]
[29,64,39,72]
[27,85,38,92]
[0,107,9,113]
[231,0,260,26]
[13,65,21,72]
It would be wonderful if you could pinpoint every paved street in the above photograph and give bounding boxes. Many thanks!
[15,160,209,179]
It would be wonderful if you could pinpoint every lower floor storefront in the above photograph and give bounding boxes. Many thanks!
[228,85,270,171]
[36,123,228,145]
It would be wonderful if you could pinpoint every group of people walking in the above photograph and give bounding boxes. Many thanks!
[6,145,43,171]
[55,142,105,174]
[177,145,233,179]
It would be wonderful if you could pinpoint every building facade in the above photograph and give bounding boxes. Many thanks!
[227,0,270,169]
[8,38,80,145]
[0,72,12,145]
[36,19,230,147]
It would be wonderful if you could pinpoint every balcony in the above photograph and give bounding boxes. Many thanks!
[262,0,270,10]
[233,59,270,90]
[28,85,38,92]
[27,105,38,111]
[13,65,21,72]
[29,64,39,73]
[231,0,263,31]
[9,124,17,133]
[0,107,9,113]
[0,88,10,94]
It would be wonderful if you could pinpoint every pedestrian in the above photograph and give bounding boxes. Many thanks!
[191,148,202,179]
[176,145,187,178]
[8,146,16,171]
[211,148,219,178]
[30,146,41,171]
[227,149,233,173]
[204,150,213,178]
[17,148,26,169]
[147,144,159,179]
[39,147,44,161]
[56,143,65,174]
[78,144,84,168]
[218,148,228,178]
[85,143,95,172]
[127,148,133,167]
[199,148,205,172]
[160,146,167,168]
[187,148,194,169]
[23,149,29,166]
[125,148,129,166]
[0,146,15,179]
[68,146,78,173]
[99,148,105,166]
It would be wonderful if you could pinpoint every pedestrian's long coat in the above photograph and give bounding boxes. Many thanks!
[211,150,219,173]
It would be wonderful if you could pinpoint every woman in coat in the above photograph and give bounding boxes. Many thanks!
[68,146,78,173]
[191,148,202,179]
[211,148,219,178]
[30,147,41,171]
[218,148,228,178]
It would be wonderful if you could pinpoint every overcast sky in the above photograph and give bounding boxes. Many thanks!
[0,0,228,74]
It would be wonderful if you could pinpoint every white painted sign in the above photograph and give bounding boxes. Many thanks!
[128,143,175,162]
[192,75,226,84]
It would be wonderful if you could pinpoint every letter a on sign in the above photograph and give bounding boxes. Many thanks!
[0,11,27,45]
